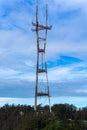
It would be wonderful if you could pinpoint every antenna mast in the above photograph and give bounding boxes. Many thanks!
[32,1,52,112]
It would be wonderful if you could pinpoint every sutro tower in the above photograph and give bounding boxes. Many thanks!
[32,2,52,112]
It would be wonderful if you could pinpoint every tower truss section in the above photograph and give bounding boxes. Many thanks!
[32,4,52,112]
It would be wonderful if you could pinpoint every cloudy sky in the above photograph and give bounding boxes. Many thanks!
[0,0,87,107]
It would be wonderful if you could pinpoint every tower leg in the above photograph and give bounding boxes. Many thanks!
[32,3,52,112]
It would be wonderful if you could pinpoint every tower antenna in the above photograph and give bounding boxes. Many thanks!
[32,1,52,112]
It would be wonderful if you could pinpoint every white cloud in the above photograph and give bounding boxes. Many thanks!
[0,0,87,83]
[47,40,87,61]
[39,0,87,16]
[0,96,87,107]
[0,68,18,75]
[51,96,87,107]
[48,62,87,81]
[0,30,36,71]
[53,0,87,12]
[0,68,20,79]
[0,97,34,106]
[76,89,87,93]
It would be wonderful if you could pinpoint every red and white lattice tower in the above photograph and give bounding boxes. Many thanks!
[32,2,52,112]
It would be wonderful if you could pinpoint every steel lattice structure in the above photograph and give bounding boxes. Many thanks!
[32,3,52,112]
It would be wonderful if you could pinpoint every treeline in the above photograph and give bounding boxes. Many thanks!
[0,103,87,130]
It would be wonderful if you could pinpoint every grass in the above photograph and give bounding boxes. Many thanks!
[42,120,87,130]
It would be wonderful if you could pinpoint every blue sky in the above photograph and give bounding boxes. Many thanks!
[0,0,87,107]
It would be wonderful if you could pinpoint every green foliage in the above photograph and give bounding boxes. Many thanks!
[44,120,86,130]
[46,120,62,130]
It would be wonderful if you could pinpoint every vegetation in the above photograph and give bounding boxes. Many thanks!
[0,103,87,130]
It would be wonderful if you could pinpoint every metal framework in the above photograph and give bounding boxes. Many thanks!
[32,4,52,112]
